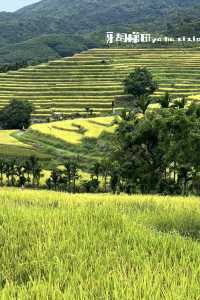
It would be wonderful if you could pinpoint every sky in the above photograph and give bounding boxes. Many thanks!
[0,0,40,12]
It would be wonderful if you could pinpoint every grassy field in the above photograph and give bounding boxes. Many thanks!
[0,48,200,120]
[0,189,200,299]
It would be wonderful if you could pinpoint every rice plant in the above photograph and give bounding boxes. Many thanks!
[0,189,200,299]
[0,48,200,119]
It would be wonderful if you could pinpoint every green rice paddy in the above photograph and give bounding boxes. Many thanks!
[1,48,200,120]
[0,189,200,299]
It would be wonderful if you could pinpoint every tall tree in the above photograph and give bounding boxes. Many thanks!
[111,102,200,195]
[63,159,79,193]
[124,67,158,99]
[0,99,33,130]
[0,160,5,186]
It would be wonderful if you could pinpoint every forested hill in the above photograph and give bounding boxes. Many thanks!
[0,0,200,65]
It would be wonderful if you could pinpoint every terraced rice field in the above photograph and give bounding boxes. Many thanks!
[0,130,49,159]
[16,116,116,168]
[1,48,200,119]
[30,116,115,144]
[0,130,27,146]
[0,116,114,166]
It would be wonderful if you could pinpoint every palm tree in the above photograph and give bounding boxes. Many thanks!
[5,161,12,186]
[16,164,25,186]
[100,159,111,193]
[160,92,170,108]
[63,161,72,192]
[50,169,61,191]
[24,160,32,184]
[29,156,40,186]
[33,165,43,187]
[71,161,79,193]
[0,159,5,186]
[9,160,17,186]
[90,162,101,181]
[63,159,79,193]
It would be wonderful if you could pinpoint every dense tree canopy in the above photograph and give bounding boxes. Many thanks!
[124,67,158,99]
[0,99,33,129]
[110,100,200,195]
[0,0,199,65]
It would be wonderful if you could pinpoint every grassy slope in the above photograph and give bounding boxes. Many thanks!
[15,116,116,168]
[0,34,93,65]
[0,130,28,146]
[0,129,50,160]
[0,48,200,119]
[31,116,115,144]
[0,189,200,299]
[0,116,115,169]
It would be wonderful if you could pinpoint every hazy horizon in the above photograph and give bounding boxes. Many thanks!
[0,0,40,12]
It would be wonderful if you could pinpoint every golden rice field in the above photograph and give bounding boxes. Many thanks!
[0,116,115,168]
[0,48,200,120]
[0,188,200,299]
[30,116,115,144]
[188,94,200,101]
[0,130,30,147]
[0,129,50,159]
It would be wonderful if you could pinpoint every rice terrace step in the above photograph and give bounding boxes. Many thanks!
[0,48,200,120]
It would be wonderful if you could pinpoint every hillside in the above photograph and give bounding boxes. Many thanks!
[0,116,115,170]
[1,48,200,120]
[0,34,96,66]
[0,189,200,298]
[0,129,50,160]
[0,0,200,64]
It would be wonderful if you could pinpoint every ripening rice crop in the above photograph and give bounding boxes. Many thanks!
[188,94,200,101]
[0,130,29,146]
[0,189,200,299]
[31,116,116,144]
[0,48,200,119]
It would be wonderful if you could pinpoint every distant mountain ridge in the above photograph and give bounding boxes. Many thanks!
[0,0,199,65]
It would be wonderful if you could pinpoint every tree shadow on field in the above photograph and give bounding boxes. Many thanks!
[148,211,200,241]
[119,201,200,242]
[118,200,200,242]
[88,120,113,128]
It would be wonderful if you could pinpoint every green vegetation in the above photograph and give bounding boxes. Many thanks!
[0,0,199,65]
[0,61,199,195]
[0,34,98,66]
[0,62,199,195]
[111,101,200,195]
[124,67,158,113]
[0,129,49,160]
[21,116,115,167]
[0,48,200,120]
[30,116,115,144]
[0,99,33,129]
[1,2,200,296]
[0,116,115,168]
[0,156,42,187]
[1,98,200,196]
[124,67,158,98]
[0,190,199,298]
